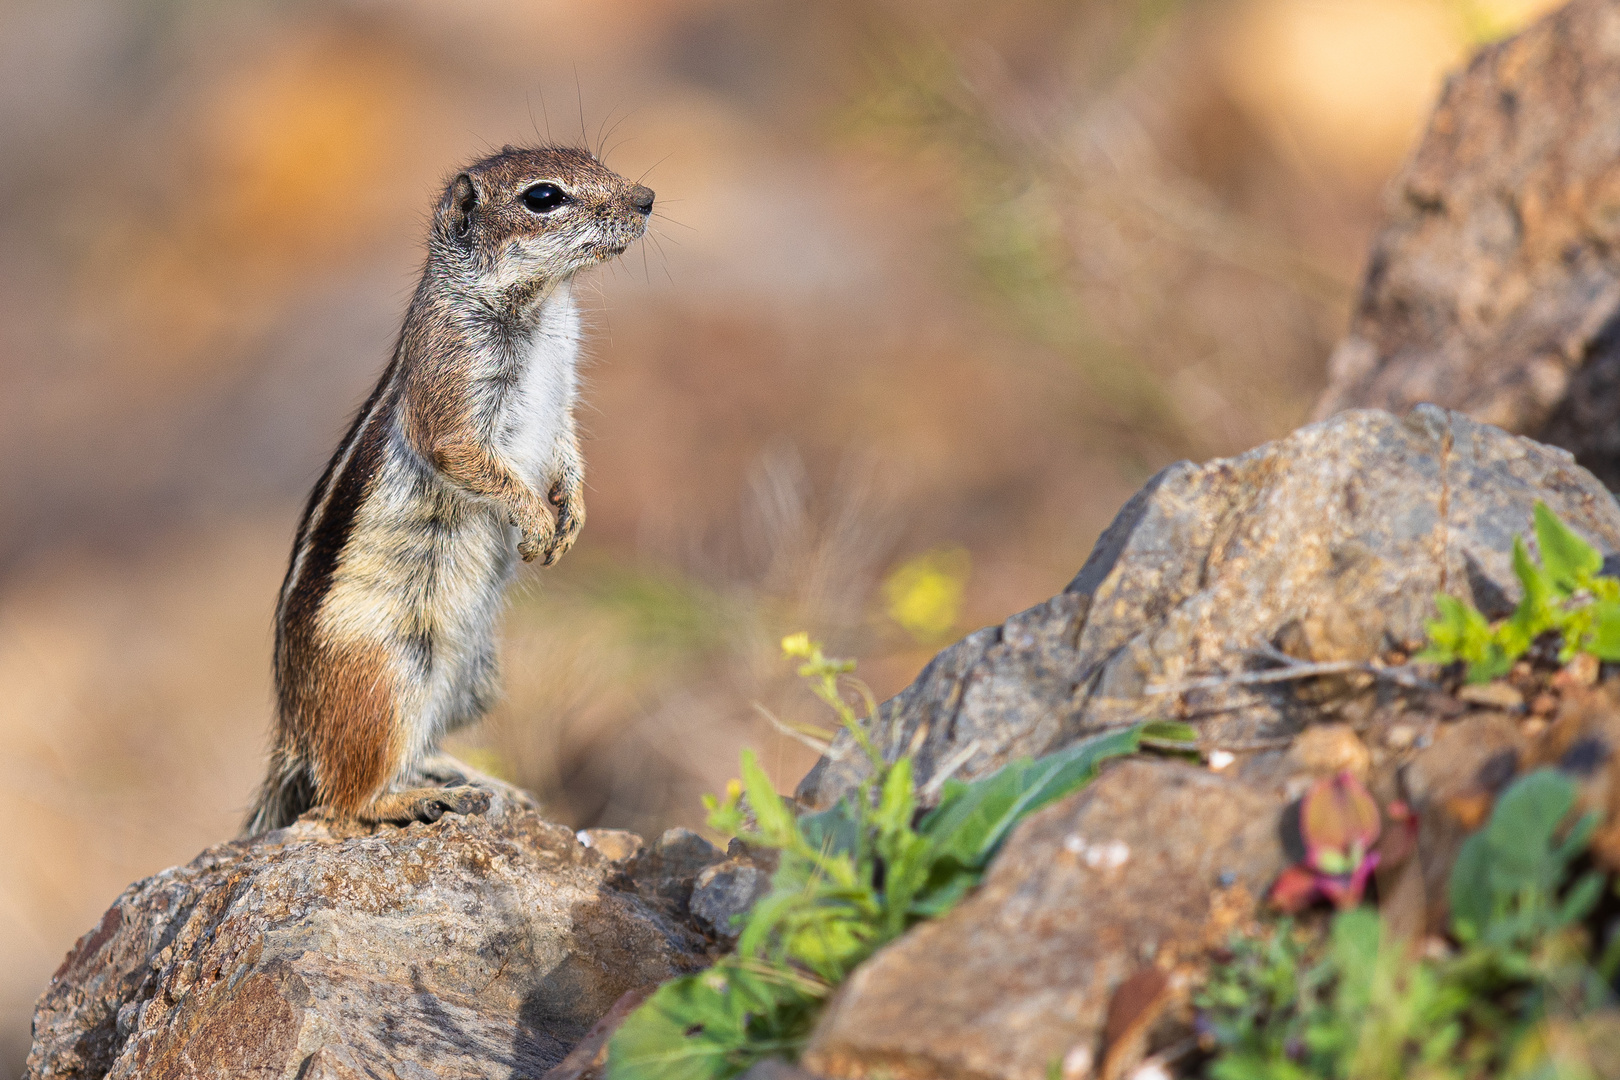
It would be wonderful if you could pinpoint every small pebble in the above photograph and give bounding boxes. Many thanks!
[1207,750,1236,771]
[1384,724,1416,750]
[1530,692,1558,716]
[1291,722,1371,778]
[1084,839,1131,871]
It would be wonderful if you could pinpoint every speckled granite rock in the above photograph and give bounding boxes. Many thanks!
[26,807,709,1080]
[801,760,1285,1080]
[800,406,1620,809]
[1312,0,1620,488]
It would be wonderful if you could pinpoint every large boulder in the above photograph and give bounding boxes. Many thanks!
[799,406,1620,809]
[1312,0,1620,487]
[26,805,714,1080]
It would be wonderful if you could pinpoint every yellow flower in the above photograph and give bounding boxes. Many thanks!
[780,631,813,658]
[883,547,970,643]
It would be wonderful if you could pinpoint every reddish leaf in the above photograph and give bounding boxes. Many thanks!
[1302,771,1381,874]
[1269,865,1321,913]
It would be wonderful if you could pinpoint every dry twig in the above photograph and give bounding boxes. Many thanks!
[1145,644,1437,698]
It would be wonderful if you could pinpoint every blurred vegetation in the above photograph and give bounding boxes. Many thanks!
[1201,770,1615,1080]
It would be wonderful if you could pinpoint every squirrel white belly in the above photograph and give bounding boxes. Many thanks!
[245,146,653,835]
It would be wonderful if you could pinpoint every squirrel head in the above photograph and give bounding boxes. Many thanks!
[431,145,653,295]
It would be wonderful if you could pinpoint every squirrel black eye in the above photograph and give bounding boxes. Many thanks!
[522,183,570,213]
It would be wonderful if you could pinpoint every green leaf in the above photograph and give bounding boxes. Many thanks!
[1447,768,1598,946]
[1557,870,1606,927]
[1327,907,1381,1017]
[916,725,1146,872]
[1533,501,1602,595]
[904,872,975,919]
[1416,593,1492,665]
[1483,768,1576,887]
[1448,831,1491,942]
[1139,719,1201,753]
[778,904,873,979]
[1500,536,1556,667]
[796,799,861,860]
[606,962,820,1080]
[738,750,796,847]
[1465,642,1515,685]
[1583,599,1620,661]
[875,757,915,836]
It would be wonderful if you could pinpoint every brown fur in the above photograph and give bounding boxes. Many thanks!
[304,641,400,815]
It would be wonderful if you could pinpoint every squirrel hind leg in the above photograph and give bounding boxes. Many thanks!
[356,785,492,825]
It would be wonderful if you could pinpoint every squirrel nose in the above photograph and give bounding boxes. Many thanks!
[629,186,655,215]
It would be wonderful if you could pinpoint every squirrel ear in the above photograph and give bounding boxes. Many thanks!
[442,173,478,238]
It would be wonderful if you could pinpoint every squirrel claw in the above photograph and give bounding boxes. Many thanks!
[518,535,546,562]
[542,480,584,565]
[358,785,493,826]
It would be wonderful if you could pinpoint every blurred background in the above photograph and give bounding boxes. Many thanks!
[0,0,1566,1067]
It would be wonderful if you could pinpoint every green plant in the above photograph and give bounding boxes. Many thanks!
[1199,769,1611,1080]
[1417,503,1620,683]
[607,635,1196,1079]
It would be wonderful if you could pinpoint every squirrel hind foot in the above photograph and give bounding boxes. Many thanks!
[355,785,493,826]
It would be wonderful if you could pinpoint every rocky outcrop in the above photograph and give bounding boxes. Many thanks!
[1312,0,1620,488]
[799,406,1620,810]
[25,806,718,1080]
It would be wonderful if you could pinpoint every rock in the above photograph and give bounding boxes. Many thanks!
[577,828,645,863]
[1311,0,1620,488]
[1285,722,1372,782]
[621,827,725,921]
[538,987,654,1080]
[1534,681,1620,867]
[26,808,709,1080]
[799,406,1620,809]
[689,859,772,942]
[799,760,1285,1080]
[1396,713,1530,932]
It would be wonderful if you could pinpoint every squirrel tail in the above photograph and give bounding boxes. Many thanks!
[242,750,317,837]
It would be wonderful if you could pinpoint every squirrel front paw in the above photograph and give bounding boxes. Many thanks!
[541,479,585,566]
[509,499,555,563]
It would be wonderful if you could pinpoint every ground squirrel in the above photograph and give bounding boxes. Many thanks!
[245,146,653,835]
